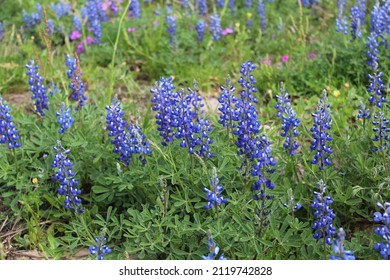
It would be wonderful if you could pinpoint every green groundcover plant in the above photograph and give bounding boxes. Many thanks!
[0,0,389,260]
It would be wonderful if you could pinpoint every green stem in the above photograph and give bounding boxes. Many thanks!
[107,0,132,107]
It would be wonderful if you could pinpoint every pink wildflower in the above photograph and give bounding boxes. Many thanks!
[70,30,82,41]
[308,51,317,60]
[281,55,289,63]
[76,42,85,53]
[127,27,137,33]
[261,58,272,66]
[222,27,233,36]
[86,36,96,45]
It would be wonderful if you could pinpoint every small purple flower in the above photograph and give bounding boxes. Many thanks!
[76,41,85,53]
[222,27,233,36]
[281,55,289,63]
[70,30,82,41]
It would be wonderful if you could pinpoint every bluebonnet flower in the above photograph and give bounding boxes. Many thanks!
[283,189,302,213]
[106,98,152,166]
[251,134,276,199]
[47,19,55,36]
[109,0,120,14]
[210,14,222,41]
[50,2,72,19]
[129,0,141,18]
[367,2,387,70]
[235,62,276,204]
[0,96,21,149]
[218,75,239,133]
[245,0,252,8]
[275,84,300,156]
[234,61,260,160]
[175,85,214,158]
[202,232,227,260]
[203,168,228,210]
[196,20,205,42]
[106,98,129,159]
[22,3,42,29]
[82,0,108,43]
[198,0,207,15]
[367,71,386,108]
[357,101,371,121]
[330,228,356,260]
[373,202,390,259]
[310,91,332,170]
[89,235,112,260]
[127,123,153,165]
[258,0,266,31]
[56,103,74,134]
[228,0,236,15]
[350,5,362,40]
[357,0,366,26]
[65,54,87,110]
[0,22,3,41]
[370,2,386,35]
[73,15,82,31]
[216,0,224,8]
[336,0,348,35]
[301,0,318,7]
[311,180,336,245]
[25,60,49,117]
[166,15,176,46]
[367,35,379,70]
[181,0,190,10]
[52,141,83,214]
[49,80,59,95]
[372,111,390,154]
[301,0,310,7]
[150,77,177,146]
[151,79,213,158]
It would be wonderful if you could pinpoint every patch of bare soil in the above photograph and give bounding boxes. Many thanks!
[4,92,31,110]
